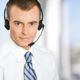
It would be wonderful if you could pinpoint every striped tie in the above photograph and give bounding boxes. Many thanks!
[24,52,37,80]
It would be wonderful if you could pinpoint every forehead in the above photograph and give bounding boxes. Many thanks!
[9,5,40,21]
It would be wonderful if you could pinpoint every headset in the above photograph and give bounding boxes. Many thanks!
[4,0,44,31]
[4,0,44,47]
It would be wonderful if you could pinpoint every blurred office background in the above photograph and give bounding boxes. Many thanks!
[0,0,80,80]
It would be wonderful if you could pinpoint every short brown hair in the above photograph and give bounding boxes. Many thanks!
[6,0,42,19]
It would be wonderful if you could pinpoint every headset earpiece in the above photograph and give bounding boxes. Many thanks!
[4,7,10,30]
[38,20,44,30]
[5,19,10,30]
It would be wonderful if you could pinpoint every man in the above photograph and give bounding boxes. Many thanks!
[0,0,58,80]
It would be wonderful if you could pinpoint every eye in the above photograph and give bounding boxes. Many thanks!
[15,21,21,26]
[30,22,35,26]
[13,21,23,27]
[29,21,37,26]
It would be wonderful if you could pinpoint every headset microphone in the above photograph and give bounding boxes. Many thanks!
[28,25,44,47]
[28,42,35,47]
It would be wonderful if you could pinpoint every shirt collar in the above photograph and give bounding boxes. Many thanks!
[7,36,35,62]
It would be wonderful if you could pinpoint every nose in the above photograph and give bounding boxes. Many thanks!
[21,26,29,35]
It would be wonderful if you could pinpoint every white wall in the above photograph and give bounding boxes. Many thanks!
[44,0,61,70]
[0,0,9,44]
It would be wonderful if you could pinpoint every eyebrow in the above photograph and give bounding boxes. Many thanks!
[13,20,22,22]
[28,21,38,24]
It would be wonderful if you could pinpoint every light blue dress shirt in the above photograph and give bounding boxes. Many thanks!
[0,37,59,80]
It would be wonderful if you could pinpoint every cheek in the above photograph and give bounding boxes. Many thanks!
[31,29,38,36]
[10,28,20,39]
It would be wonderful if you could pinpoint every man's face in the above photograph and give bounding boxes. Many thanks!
[9,5,40,50]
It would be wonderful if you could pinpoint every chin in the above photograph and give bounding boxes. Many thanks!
[20,44,30,50]
[16,41,28,48]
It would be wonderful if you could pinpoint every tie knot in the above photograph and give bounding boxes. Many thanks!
[24,51,32,63]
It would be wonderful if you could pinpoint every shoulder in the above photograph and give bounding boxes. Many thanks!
[0,43,11,63]
[33,45,56,62]
[34,45,54,55]
[34,45,52,54]
[34,45,59,80]
[0,44,9,73]
[33,45,58,77]
[0,43,10,56]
